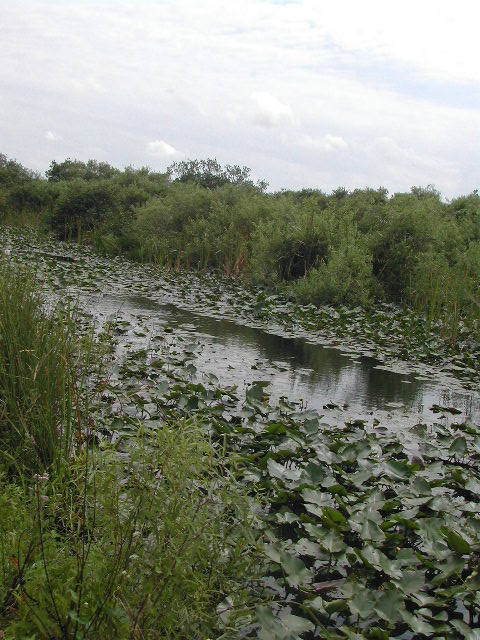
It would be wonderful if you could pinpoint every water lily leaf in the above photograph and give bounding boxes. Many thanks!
[401,610,436,635]
[304,503,328,519]
[280,614,315,635]
[312,445,339,464]
[393,570,425,594]
[373,589,404,622]
[348,588,375,619]
[348,469,373,487]
[267,458,301,483]
[324,598,348,614]
[445,528,471,554]
[275,510,300,525]
[302,488,335,507]
[383,460,411,479]
[464,570,480,591]
[322,506,347,529]
[303,417,319,434]
[410,476,432,495]
[256,606,297,640]
[417,607,448,622]
[326,484,348,497]
[432,554,465,582]
[340,441,371,462]
[246,380,270,401]
[360,519,386,543]
[465,475,480,496]
[299,462,325,485]
[320,529,346,553]
[264,544,283,564]
[451,618,473,636]
[278,550,313,587]
[294,537,323,558]
[449,435,467,459]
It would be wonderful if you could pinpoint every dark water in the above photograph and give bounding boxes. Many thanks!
[87,293,480,424]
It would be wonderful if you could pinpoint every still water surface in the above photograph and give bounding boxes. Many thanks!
[85,293,480,424]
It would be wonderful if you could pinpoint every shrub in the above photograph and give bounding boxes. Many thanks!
[288,239,373,306]
[249,197,333,284]
[48,179,119,240]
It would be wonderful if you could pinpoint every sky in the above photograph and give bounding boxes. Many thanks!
[0,0,479,198]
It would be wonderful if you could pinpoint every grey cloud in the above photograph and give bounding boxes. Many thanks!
[0,1,478,198]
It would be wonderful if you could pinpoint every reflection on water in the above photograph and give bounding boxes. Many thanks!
[88,293,480,423]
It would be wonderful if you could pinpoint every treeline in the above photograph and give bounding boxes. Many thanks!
[1,153,479,335]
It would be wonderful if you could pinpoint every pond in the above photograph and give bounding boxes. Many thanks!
[83,292,480,424]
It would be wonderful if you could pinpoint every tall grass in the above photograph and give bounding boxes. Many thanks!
[0,260,261,638]
[0,260,78,475]
[1,423,259,639]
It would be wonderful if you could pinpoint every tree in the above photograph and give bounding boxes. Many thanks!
[46,158,119,182]
[167,159,268,191]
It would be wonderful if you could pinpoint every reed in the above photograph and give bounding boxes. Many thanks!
[0,259,77,475]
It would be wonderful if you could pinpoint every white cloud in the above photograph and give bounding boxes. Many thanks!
[251,92,296,129]
[45,130,61,142]
[146,140,179,158]
[300,134,348,153]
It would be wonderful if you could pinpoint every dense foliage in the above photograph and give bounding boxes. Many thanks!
[1,228,480,638]
[1,153,479,338]
[0,257,259,638]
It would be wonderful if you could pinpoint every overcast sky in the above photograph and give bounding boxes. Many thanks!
[1,0,478,198]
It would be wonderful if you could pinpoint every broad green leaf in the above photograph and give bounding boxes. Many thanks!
[279,550,313,587]
[401,610,436,635]
[348,588,375,619]
[320,529,346,553]
[373,589,404,622]
[281,614,315,634]
[445,529,471,554]
[449,436,467,458]
[302,488,335,507]
[360,519,386,543]
[267,458,301,482]
[393,570,425,594]
[322,506,347,529]
[383,460,411,479]
[294,537,323,558]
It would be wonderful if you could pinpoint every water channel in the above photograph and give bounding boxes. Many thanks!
[84,292,480,425]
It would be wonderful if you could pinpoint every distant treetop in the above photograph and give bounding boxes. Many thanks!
[46,159,120,182]
[167,158,268,192]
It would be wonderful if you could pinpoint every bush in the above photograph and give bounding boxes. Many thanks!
[48,179,119,239]
[288,238,373,306]
[249,196,332,284]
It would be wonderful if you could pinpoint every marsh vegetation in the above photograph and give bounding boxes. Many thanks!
[1,155,480,638]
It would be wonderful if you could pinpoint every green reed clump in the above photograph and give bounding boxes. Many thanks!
[0,260,76,475]
[0,259,261,638]
[0,422,260,639]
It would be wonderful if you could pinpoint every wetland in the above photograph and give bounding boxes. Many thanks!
[2,226,480,639]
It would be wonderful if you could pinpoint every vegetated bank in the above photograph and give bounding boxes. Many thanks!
[1,154,479,346]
